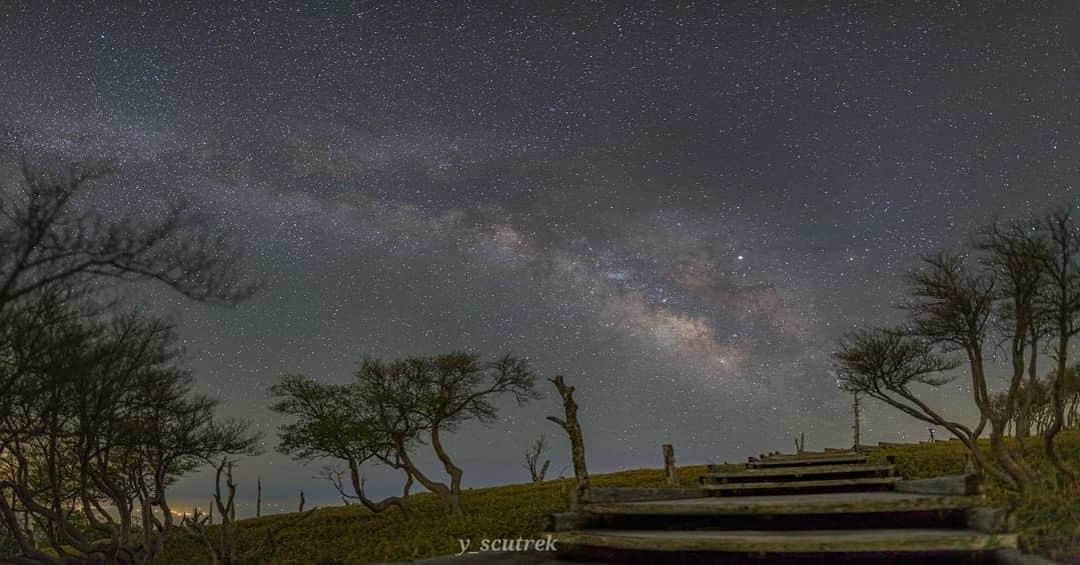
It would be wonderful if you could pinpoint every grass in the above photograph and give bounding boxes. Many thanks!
[159,433,1080,564]
[869,431,1080,562]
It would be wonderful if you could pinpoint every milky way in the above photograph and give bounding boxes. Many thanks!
[1,2,1077,515]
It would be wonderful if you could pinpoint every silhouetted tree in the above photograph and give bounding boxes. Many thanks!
[0,302,258,563]
[407,353,539,515]
[833,329,1019,484]
[270,375,413,517]
[0,159,257,315]
[0,156,260,562]
[523,434,551,483]
[547,375,589,509]
[1036,209,1080,482]
[272,353,538,516]
[181,459,315,565]
[836,206,1080,491]
[973,220,1046,487]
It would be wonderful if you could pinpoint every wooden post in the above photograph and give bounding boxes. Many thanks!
[852,392,861,450]
[663,444,678,486]
[298,490,305,513]
[208,498,214,524]
[256,476,262,518]
[547,375,589,510]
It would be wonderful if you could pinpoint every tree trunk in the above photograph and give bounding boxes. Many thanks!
[346,459,412,517]
[1016,332,1039,443]
[256,477,261,519]
[394,439,457,515]
[1045,340,1077,483]
[989,418,1032,492]
[547,375,589,510]
[429,425,464,516]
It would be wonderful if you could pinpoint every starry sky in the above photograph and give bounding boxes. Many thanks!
[1,2,1078,516]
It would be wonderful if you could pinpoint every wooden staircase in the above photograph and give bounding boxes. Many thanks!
[549,450,1018,563]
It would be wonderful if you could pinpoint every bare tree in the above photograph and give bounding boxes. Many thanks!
[0,155,260,562]
[903,249,1038,491]
[181,460,316,565]
[414,354,540,515]
[348,353,539,516]
[0,303,258,564]
[973,220,1046,486]
[833,328,1015,487]
[272,354,537,518]
[1036,209,1080,483]
[837,208,1080,491]
[523,434,551,483]
[0,159,257,314]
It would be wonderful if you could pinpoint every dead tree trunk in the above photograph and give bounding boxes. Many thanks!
[663,444,678,486]
[210,459,238,564]
[298,490,305,513]
[852,393,861,450]
[546,375,589,510]
[524,434,551,483]
[256,476,262,519]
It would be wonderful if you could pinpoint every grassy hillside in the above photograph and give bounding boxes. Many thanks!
[159,432,1080,564]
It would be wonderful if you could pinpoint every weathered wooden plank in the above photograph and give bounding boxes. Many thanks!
[699,463,894,483]
[587,487,708,503]
[703,476,900,493]
[557,528,1018,553]
[582,492,980,517]
[747,455,869,468]
[548,512,598,532]
[765,450,857,459]
[894,474,980,496]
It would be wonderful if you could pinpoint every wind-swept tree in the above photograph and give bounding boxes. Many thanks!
[273,353,539,516]
[834,328,1016,486]
[407,353,540,515]
[0,302,259,564]
[347,354,540,516]
[1035,209,1080,482]
[973,220,1047,487]
[269,375,413,516]
[836,207,1080,491]
[0,156,260,562]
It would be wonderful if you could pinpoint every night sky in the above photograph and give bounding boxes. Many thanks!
[1,2,1078,516]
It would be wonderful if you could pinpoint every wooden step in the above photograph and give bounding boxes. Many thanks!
[747,454,868,468]
[767,450,859,459]
[700,464,895,484]
[582,492,981,517]
[558,528,1018,554]
[704,476,900,495]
